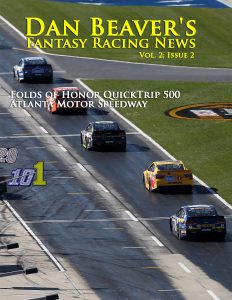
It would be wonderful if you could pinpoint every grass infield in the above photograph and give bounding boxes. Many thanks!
[0,0,232,67]
[84,80,232,203]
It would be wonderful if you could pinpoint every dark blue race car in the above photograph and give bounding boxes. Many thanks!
[13,57,53,83]
[170,205,226,240]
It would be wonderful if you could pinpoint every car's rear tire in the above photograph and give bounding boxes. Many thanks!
[170,219,173,232]
[149,180,153,192]
[185,185,192,193]
[143,174,146,188]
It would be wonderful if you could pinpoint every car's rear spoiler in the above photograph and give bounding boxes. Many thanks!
[188,215,225,221]
[156,169,192,174]
[93,130,126,136]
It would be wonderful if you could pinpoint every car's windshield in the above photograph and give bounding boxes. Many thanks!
[186,207,218,217]
[157,164,184,171]
[25,60,46,65]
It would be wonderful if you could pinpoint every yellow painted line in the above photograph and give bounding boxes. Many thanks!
[67,192,90,195]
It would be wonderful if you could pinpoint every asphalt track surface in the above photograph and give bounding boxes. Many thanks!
[49,0,228,8]
[0,19,232,300]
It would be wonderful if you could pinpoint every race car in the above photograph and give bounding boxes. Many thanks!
[46,87,88,114]
[13,57,53,82]
[170,205,226,240]
[143,160,193,192]
[81,121,126,150]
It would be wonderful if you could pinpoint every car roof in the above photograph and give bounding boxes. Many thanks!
[23,57,46,61]
[53,87,80,92]
[153,160,183,165]
[93,121,117,125]
[182,205,215,210]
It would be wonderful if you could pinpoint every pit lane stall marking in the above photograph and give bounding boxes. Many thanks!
[57,144,67,152]
[0,132,139,139]
[178,262,191,273]
[26,146,45,149]
[52,176,74,179]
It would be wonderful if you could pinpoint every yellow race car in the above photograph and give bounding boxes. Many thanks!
[143,160,193,192]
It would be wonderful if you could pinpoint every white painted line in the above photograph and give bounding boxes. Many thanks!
[207,290,221,300]
[52,176,74,179]
[151,235,164,247]
[158,289,182,292]
[97,183,109,193]
[26,146,45,149]
[77,163,87,172]
[0,72,11,75]
[57,144,67,152]
[77,79,232,211]
[85,209,107,212]
[39,126,48,134]
[178,262,191,273]
[122,246,146,249]
[217,0,232,8]
[125,210,138,222]
[0,133,81,139]
[2,199,65,271]
[0,112,10,114]
[126,132,140,135]
[22,109,31,117]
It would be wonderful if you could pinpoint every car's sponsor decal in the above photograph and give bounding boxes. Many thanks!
[166,103,232,121]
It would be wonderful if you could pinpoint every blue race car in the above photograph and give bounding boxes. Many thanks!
[170,205,226,240]
[13,57,53,83]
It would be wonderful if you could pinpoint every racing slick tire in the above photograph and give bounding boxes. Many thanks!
[80,134,83,146]
[81,108,87,115]
[120,144,126,152]
[13,69,16,78]
[47,75,53,83]
[143,174,146,188]
[148,180,153,193]
[16,71,24,83]
[185,185,192,194]
[217,233,226,241]
[169,219,173,232]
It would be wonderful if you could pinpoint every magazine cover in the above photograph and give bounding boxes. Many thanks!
[0,0,231,299]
